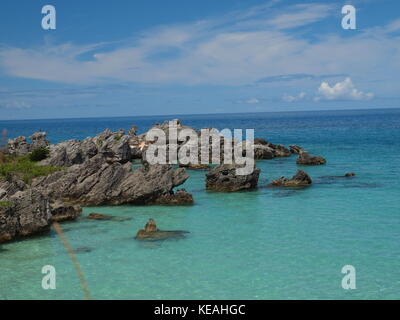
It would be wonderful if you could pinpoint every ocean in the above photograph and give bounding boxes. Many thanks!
[0,108,399,299]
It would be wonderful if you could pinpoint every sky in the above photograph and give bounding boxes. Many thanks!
[0,0,399,120]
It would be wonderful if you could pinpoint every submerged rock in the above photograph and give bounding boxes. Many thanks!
[296,152,326,165]
[269,170,312,187]
[86,213,115,220]
[135,219,189,241]
[206,163,260,192]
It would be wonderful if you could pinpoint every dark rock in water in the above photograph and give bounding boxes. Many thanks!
[272,190,297,198]
[322,173,356,179]
[0,189,51,243]
[206,164,260,192]
[50,201,82,222]
[296,152,326,165]
[74,246,93,253]
[33,153,190,206]
[151,189,194,205]
[253,144,274,159]
[86,213,115,220]
[269,170,312,187]
[135,219,189,241]
[289,145,305,154]
[86,213,132,222]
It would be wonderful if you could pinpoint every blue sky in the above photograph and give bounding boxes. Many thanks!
[0,0,399,119]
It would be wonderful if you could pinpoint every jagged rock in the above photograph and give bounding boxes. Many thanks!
[296,152,326,165]
[270,170,312,187]
[289,145,305,154]
[95,129,131,163]
[33,153,190,206]
[0,180,26,201]
[7,136,30,155]
[135,219,189,241]
[50,201,82,222]
[151,189,194,205]
[253,144,274,159]
[128,125,138,136]
[39,138,97,167]
[29,132,50,150]
[206,164,260,192]
[268,142,291,157]
[0,189,51,243]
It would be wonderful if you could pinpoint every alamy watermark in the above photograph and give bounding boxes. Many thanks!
[144,121,255,175]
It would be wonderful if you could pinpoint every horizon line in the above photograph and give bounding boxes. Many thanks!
[1,106,399,122]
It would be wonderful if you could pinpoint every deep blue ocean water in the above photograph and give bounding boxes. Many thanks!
[0,108,399,299]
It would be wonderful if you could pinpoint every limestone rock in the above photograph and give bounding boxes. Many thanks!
[270,170,312,187]
[206,164,260,192]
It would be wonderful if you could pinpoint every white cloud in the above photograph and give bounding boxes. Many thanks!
[282,92,306,102]
[0,2,399,90]
[315,78,374,101]
[245,98,260,104]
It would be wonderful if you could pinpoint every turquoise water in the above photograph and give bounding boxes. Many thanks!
[1,109,399,299]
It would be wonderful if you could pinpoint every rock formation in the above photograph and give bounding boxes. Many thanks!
[0,189,51,243]
[206,164,260,192]
[135,218,189,241]
[33,153,190,206]
[296,152,326,165]
[151,189,194,205]
[269,170,312,187]
[289,145,305,154]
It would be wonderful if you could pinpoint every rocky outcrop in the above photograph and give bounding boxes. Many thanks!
[269,170,312,187]
[29,132,50,150]
[50,201,82,222]
[135,219,189,241]
[0,180,26,201]
[33,153,190,206]
[245,139,290,160]
[289,145,305,154]
[296,152,326,165]
[40,129,131,167]
[206,164,260,192]
[151,189,194,205]
[7,132,50,156]
[7,136,31,156]
[0,189,51,243]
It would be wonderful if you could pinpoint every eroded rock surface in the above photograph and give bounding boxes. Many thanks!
[270,170,312,187]
[296,152,326,165]
[135,219,189,241]
[206,164,260,192]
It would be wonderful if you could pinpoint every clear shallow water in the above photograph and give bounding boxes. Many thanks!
[0,108,399,299]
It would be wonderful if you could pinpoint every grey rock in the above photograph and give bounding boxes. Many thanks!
[270,170,312,187]
[206,163,260,192]
[33,153,190,206]
[296,152,326,165]
[0,189,51,243]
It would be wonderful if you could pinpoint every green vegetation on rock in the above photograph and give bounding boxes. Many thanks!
[0,154,63,184]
